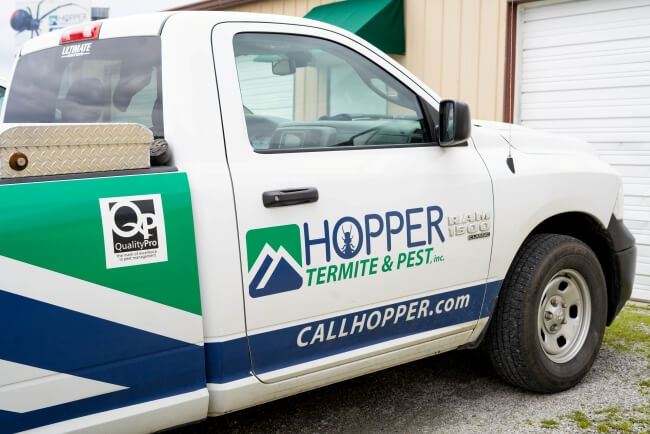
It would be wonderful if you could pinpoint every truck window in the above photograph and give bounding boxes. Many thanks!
[233,33,431,150]
[4,37,164,138]
[0,86,5,111]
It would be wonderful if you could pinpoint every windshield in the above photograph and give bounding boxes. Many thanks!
[4,37,164,137]
[0,85,5,112]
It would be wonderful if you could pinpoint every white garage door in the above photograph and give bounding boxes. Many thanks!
[515,0,650,301]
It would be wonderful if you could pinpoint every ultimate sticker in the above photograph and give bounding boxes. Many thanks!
[61,42,93,58]
[99,194,168,269]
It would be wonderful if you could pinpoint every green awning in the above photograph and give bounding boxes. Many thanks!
[304,0,405,55]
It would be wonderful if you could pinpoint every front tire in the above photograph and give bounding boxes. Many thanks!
[486,234,607,393]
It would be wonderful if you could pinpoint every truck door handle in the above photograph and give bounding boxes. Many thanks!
[263,187,319,208]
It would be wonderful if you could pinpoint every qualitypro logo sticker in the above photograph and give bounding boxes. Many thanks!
[246,206,447,298]
[246,225,303,297]
[99,194,168,269]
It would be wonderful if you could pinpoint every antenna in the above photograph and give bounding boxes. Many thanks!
[506,0,516,174]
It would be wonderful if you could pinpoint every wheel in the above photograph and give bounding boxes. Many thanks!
[486,234,607,393]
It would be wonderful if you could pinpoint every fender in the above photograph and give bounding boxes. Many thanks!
[471,125,619,283]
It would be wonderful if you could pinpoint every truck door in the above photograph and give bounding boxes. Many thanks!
[213,23,495,382]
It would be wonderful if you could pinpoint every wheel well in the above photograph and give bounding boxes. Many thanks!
[530,212,619,325]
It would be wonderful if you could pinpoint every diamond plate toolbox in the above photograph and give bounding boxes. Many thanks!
[0,124,152,178]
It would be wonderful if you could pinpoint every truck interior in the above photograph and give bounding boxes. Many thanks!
[3,37,164,138]
[233,33,432,150]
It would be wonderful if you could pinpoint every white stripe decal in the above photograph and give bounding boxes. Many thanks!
[0,255,203,344]
[0,360,127,413]
[20,389,209,434]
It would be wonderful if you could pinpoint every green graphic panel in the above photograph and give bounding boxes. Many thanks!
[246,224,302,270]
[0,173,201,315]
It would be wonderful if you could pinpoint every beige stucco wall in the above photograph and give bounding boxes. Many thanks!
[225,0,508,121]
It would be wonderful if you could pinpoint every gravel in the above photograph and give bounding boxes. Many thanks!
[173,319,649,433]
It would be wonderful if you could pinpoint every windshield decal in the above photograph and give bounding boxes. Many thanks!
[61,42,92,58]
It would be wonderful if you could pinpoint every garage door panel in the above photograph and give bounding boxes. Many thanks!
[524,0,650,22]
[523,24,650,51]
[522,98,650,111]
[620,179,650,195]
[627,224,650,238]
[635,231,650,244]
[636,262,650,275]
[523,131,650,143]
[624,209,650,223]
[624,224,650,237]
[521,86,650,105]
[523,38,650,64]
[611,166,650,179]
[524,12,650,41]
[607,165,650,179]
[522,46,650,72]
[521,75,650,93]
[634,285,650,301]
[521,117,650,129]
[635,275,650,288]
[622,181,650,196]
[552,132,650,143]
[595,143,650,153]
[638,245,650,258]
[597,155,650,165]
[523,60,650,82]
[623,198,650,209]
[525,7,650,34]
[520,104,650,122]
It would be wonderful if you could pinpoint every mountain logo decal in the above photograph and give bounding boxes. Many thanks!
[246,224,303,297]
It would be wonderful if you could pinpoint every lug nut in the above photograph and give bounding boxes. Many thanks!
[550,324,558,332]
[562,303,567,308]
[550,298,557,307]
[545,312,553,320]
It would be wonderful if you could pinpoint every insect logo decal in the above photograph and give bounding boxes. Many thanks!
[334,222,362,260]
[338,225,355,259]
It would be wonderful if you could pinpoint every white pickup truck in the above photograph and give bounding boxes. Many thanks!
[0,11,636,433]
[0,77,7,111]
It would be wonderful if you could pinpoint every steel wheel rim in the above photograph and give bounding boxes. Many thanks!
[537,268,591,363]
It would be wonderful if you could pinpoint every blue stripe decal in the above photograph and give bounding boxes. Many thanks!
[0,346,205,433]
[0,290,206,432]
[0,289,193,380]
[205,337,251,384]
[205,281,503,383]
[248,284,486,374]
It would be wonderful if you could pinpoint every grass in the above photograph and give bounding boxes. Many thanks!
[564,406,650,433]
[601,303,650,357]
[540,418,559,429]
[568,411,591,429]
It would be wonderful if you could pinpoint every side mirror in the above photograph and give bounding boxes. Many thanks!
[272,58,296,76]
[437,99,471,146]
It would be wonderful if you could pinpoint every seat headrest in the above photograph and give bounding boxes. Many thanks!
[60,78,106,123]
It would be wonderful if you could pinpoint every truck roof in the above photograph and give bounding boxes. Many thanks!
[20,11,347,56]
[21,12,174,55]
[15,10,437,114]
